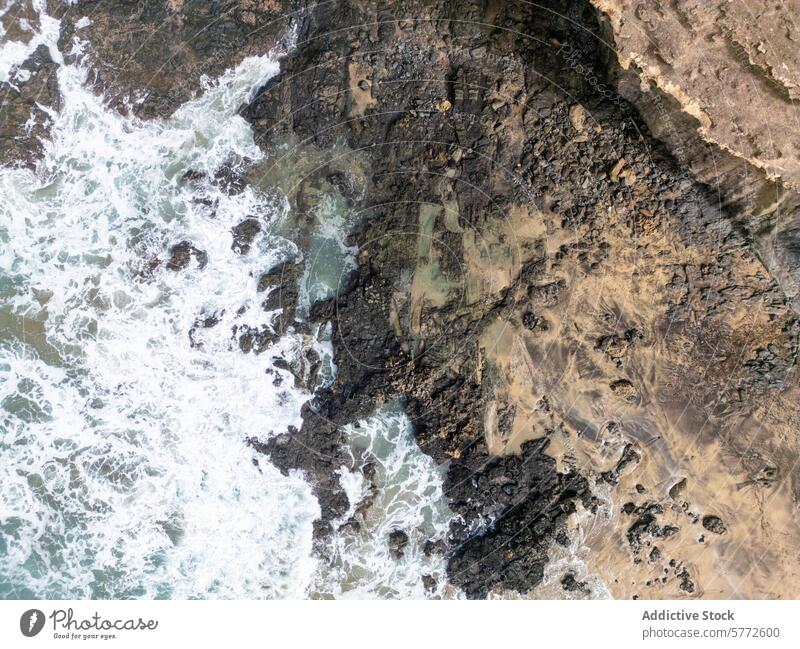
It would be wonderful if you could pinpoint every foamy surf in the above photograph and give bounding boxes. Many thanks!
[1,8,320,598]
[0,0,59,85]
[315,406,454,599]
[0,3,455,600]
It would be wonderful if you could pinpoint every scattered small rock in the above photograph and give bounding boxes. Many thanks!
[388,529,409,559]
[678,569,695,593]
[423,539,446,557]
[561,572,589,594]
[610,379,637,401]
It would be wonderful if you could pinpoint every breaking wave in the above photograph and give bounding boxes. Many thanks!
[0,2,453,599]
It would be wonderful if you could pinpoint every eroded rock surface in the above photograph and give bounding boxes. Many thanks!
[593,0,800,188]
[13,0,799,599]
[242,0,800,599]
[591,0,800,309]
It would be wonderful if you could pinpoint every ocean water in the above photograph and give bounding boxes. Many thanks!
[315,406,453,599]
[0,3,453,599]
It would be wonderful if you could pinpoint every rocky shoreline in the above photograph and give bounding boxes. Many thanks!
[240,0,800,598]
[4,0,800,599]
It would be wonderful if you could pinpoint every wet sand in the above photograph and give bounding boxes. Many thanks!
[473,194,800,599]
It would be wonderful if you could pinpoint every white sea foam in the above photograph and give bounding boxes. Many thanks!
[315,407,454,599]
[0,5,455,600]
[529,496,613,600]
[0,14,321,599]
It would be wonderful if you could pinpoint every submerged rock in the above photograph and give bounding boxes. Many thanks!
[231,218,261,255]
[166,241,207,271]
[388,530,409,560]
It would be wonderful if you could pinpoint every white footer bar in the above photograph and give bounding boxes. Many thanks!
[1,600,798,648]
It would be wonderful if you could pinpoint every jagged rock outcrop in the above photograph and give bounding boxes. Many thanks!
[241,0,800,598]
[0,43,60,168]
[590,0,800,309]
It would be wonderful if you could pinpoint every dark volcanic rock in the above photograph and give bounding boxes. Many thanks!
[188,310,223,348]
[166,241,208,271]
[258,261,301,332]
[87,0,800,599]
[624,503,682,553]
[237,0,800,598]
[446,439,591,598]
[56,0,294,119]
[259,404,350,536]
[388,529,409,559]
[701,515,727,535]
[600,443,640,485]
[231,218,261,255]
[236,324,277,354]
[0,45,61,168]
